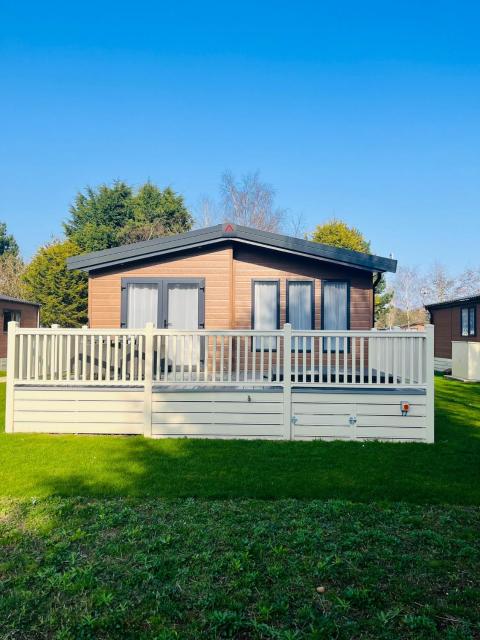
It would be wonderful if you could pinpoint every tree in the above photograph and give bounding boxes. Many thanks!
[391,266,423,328]
[220,171,284,232]
[0,253,25,298]
[374,277,394,327]
[312,218,371,253]
[23,240,88,327]
[64,181,134,252]
[0,221,19,256]
[64,180,192,251]
[420,262,480,305]
[118,183,193,244]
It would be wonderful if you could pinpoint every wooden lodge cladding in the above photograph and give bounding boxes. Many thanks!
[88,243,374,331]
[0,296,40,367]
[426,298,480,359]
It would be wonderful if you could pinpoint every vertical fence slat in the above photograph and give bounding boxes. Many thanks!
[234,337,239,382]
[220,335,224,383]
[244,336,248,382]
[26,334,32,381]
[294,336,298,383]
[360,336,364,383]
[335,337,340,384]
[18,334,24,381]
[260,337,264,382]
[268,342,272,383]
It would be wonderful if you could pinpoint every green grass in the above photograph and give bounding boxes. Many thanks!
[0,376,479,503]
[1,497,479,639]
[1,378,479,637]
[0,369,6,376]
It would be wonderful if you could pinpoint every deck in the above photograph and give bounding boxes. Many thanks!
[4,323,435,442]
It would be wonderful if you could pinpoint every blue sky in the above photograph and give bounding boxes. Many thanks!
[1,1,479,270]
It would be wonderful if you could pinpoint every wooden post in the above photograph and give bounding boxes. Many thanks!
[282,323,293,440]
[425,324,435,443]
[143,323,154,438]
[5,321,18,433]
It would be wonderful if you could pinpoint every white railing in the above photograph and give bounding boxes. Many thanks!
[9,326,146,385]
[7,322,433,389]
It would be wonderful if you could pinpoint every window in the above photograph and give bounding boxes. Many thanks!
[121,278,205,330]
[322,281,349,351]
[287,280,314,350]
[3,310,21,332]
[127,283,159,328]
[252,280,279,350]
[461,306,476,337]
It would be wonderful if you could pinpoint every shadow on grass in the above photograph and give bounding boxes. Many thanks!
[1,376,479,503]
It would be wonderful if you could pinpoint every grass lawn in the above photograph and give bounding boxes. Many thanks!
[1,497,479,639]
[0,376,479,503]
[0,370,6,376]
[0,376,479,638]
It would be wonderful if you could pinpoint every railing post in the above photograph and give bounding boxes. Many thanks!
[425,324,435,443]
[5,321,18,433]
[143,322,154,438]
[283,323,293,440]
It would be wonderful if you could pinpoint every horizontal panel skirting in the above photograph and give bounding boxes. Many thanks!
[152,412,283,425]
[14,388,144,399]
[15,400,144,412]
[294,414,426,428]
[13,422,143,434]
[15,411,144,424]
[292,402,426,417]
[153,391,282,402]
[151,424,284,436]
[152,401,283,413]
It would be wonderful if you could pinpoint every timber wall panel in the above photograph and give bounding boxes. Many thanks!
[13,387,144,434]
[88,243,374,332]
[89,246,232,329]
[292,391,427,442]
[430,303,480,359]
[232,245,373,331]
[0,301,38,360]
[151,389,285,438]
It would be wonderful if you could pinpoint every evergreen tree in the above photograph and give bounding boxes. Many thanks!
[23,240,88,326]
[0,221,19,256]
[64,180,193,251]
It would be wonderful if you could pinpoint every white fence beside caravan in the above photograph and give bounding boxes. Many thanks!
[5,322,435,442]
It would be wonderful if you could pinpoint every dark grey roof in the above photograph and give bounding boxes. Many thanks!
[67,223,397,274]
[425,294,480,310]
[0,294,40,306]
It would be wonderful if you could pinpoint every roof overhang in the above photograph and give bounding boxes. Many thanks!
[67,223,397,275]
[425,295,480,311]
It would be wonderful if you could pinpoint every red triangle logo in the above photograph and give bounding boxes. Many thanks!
[223,223,234,233]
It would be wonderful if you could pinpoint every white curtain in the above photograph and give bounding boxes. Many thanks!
[461,308,469,336]
[253,282,278,349]
[323,282,348,351]
[167,284,199,371]
[167,284,198,329]
[288,281,312,349]
[127,284,158,328]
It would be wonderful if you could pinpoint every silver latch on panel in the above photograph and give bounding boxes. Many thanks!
[291,415,298,425]
[348,415,357,426]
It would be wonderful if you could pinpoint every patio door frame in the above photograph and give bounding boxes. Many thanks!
[120,277,205,329]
